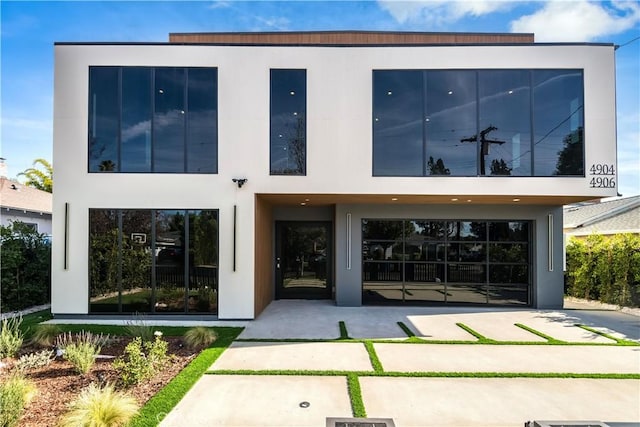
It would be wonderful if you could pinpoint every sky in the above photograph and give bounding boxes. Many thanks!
[1,0,639,196]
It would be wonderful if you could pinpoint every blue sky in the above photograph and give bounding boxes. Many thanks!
[1,0,638,196]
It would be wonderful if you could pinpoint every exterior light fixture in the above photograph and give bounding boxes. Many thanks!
[513,198,520,202]
[232,178,247,188]
[451,198,458,201]
[391,197,398,201]
[466,199,472,202]
[300,202,306,206]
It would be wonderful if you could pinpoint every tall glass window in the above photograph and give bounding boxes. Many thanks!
[89,209,218,314]
[88,67,218,174]
[372,69,584,177]
[362,219,531,306]
[533,70,584,176]
[270,69,306,175]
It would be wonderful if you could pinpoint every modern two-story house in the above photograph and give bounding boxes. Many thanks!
[51,31,618,319]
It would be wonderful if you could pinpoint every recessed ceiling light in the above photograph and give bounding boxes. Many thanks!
[290,91,295,96]
[448,90,453,95]
[387,91,393,95]
[374,117,379,122]
[466,199,472,202]
[300,202,306,206]
[508,90,513,94]
[425,118,430,122]
[391,197,398,201]
[158,89,164,94]
[305,198,310,202]
[278,134,283,138]
[451,198,458,201]
[513,198,521,202]
[293,112,298,116]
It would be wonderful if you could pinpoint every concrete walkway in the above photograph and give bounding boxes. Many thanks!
[160,300,640,427]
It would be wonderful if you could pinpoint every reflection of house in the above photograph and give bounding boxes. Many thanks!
[52,31,618,319]
[0,177,52,235]
[564,196,640,238]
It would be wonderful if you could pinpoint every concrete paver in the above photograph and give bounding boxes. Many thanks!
[360,377,640,427]
[374,343,640,373]
[210,341,374,372]
[159,375,352,427]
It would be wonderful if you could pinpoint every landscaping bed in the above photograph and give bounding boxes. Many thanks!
[0,337,194,427]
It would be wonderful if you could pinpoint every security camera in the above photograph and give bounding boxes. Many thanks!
[232,178,247,188]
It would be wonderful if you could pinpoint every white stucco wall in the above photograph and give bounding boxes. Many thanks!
[52,43,617,318]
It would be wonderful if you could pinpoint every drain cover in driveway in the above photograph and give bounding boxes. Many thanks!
[326,417,396,427]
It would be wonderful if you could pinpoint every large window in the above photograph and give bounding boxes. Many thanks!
[373,69,584,177]
[89,209,218,314]
[362,219,531,306]
[270,69,306,175]
[89,67,218,173]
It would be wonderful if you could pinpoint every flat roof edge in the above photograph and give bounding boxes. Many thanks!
[54,42,615,47]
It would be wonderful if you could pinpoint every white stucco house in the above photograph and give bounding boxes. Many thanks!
[0,175,52,236]
[51,31,618,319]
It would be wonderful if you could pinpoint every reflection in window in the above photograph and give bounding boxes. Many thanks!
[89,209,218,314]
[479,70,531,176]
[372,69,584,177]
[533,70,584,176]
[362,219,531,306]
[88,67,217,173]
[271,69,306,175]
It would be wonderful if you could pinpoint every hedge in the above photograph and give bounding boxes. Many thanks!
[565,233,640,307]
[0,221,51,312]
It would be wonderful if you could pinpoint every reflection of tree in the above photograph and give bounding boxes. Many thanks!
[99,160,116,172]
[490,159,512,176]
[278,116,305,175]
[192,212,218,266]
[363,220,415,241]
[427,156,450,175]
[554,126,584,175]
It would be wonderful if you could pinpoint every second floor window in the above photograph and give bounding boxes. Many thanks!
[270,69,306,175]
[373,69,584,177]
[89,67,218,173]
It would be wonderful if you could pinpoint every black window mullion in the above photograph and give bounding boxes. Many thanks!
[475,71,481,176]
[422,71,428,177]
[117,69,122,172]
[150,68,156,172]
[151,210,157,313]
[529,70,535,176]
[183,69,189,173]
[184,210,190,313]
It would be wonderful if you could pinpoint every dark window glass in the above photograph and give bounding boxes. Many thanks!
[362,219,405,240]
[425,71,477,176]
[489,284,529,305]
[271,69,306,175]
[489,264,529,284]
[89,67,119,172]
[187,69,218,173]
[447,264,486,283]
[154,68,185,173]
[89,210,119,312]
[447,285,487,304]
[363,241,404,260]
[533,70,584,176]
[489,243,528,263]
[89,209,217,314]
[188,210,218,313]
[121,68,152,172]
[406,220,446,240]
[373,71,423,176]
[489,221,529,241]
[121,210,152,313]
[448,221,487,241]
[447,243,486,263]
[479,70,531,176]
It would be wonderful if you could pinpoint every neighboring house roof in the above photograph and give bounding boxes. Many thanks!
[0,178,52,214]
[564,195,640,235]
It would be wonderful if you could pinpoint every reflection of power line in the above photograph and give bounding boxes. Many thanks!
[460,125,505,175]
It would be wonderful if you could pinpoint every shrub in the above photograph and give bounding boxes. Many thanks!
[183,327,217,350]
[30,324,61,347]
[57,331,109,375]
[113,334,169,387]
[59,383,139,427]
[124,313,154,342]
[0,221,51,312]
[0,372,37,427]
[15,349,54,371]
[0,316,24,358]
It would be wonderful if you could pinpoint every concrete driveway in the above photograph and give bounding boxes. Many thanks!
[160,300,640,427]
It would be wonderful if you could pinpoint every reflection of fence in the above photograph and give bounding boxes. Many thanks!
[155,265,217,289]
[364,262,483,283]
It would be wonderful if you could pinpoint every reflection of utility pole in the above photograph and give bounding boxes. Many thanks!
[460,125,506,175]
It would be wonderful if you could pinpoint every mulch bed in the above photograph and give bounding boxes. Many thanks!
[0,336,200,427]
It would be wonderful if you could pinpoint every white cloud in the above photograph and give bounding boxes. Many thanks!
[510,1,640,42]
[208,1,231,10]
[378,0,514,26]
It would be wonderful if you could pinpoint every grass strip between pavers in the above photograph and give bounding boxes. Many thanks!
[576,324,639,345]
[364,341,384,373]
[130,327,243,427]
[514,323,566,344]
[206,369,640,380]
[455,322,495,343]
[346,373,367,418]
[339,321,351,339]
